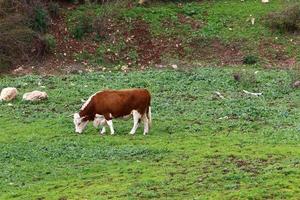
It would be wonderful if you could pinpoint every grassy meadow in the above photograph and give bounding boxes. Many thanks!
[1,67,300,199]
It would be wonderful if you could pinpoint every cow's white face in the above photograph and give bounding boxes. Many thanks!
[73,113,88,133]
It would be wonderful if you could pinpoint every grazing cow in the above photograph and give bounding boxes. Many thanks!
[73,88,152,135]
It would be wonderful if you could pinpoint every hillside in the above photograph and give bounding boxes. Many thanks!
[1,0,300,74]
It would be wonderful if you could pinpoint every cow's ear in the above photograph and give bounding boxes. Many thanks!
[81,115,89,121]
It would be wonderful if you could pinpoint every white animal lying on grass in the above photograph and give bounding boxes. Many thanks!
[23,91,48,101]
[0,87,18,101]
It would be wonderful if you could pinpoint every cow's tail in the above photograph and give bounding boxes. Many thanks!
[147,106,152,128]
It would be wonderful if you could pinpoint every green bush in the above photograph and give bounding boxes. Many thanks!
[266,4,300,33]
[243,55,259,65]
[71,15,93,39]
[0,0,54,69]
[31,6,50,32]
[93,16,108,39]
[48,2,60,18]
[42,34,56,53]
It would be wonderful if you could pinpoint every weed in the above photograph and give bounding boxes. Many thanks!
[31,6,50,33]
[48,2,60,19]
[71,15,93,39]
[42,34,56,53]
[92,16,108,39]
[266,4,300,33]
[243,55,259,65]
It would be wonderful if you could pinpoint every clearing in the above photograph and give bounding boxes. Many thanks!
[0,67,299,199]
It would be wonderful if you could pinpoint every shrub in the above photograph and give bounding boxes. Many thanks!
[243,55,259,65]
[48,2,60,18]
[93,16,109,39]
[42,34,56,53]
[266,4,300,33]
[71,15,93,39]
[30,6,50,33]
[0,0,53,69]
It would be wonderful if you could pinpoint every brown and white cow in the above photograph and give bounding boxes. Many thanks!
[73,88,152,135]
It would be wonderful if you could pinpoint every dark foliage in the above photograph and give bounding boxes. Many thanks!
[266,4,300,33]
[0,0,53,69]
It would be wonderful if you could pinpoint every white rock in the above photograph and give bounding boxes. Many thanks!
[251,17,255,25]
[0,87,18,101]
[293,80,300,88]
[171,64,178,69]
[243,90,262,97]
[262,0,269,3]
[22,91,48,101]
[121,65,128,71]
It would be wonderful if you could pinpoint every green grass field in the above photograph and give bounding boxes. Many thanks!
[1,67,300,199]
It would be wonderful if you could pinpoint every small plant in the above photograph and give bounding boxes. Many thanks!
[31,6,50,33]
[48,2,60,18]
[266,4,300,33]
[71,15,93,39]
[243,55,258,65]
[42,34,56,53]
[93,16,108,39]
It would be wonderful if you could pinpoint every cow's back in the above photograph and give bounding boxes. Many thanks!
[93,89,151,118]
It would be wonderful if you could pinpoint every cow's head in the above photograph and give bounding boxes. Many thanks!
[73,113,88,133]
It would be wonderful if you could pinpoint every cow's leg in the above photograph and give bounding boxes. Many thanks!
[107,120,115,135]
[142,114,149,135]
[129,110,141,135]
[100,126,106,134]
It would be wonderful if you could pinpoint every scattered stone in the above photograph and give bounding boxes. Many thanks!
[155,64,165,68]
[171,64,178,69]
[243,90,262,97]
[218,116,229,120]
[233,73,241,81]
[13,67,24,73]
[213,91,225,99]
[251,17,255,25]
[121,65,129,71]
[138,0,147,5]
[23,91,48,101]
[293,80,300,88]
[0,87,18,101]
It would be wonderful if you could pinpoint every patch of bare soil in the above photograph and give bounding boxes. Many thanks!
[259,40,297,68]
[188,38,244,66]
[95,18,185,68]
